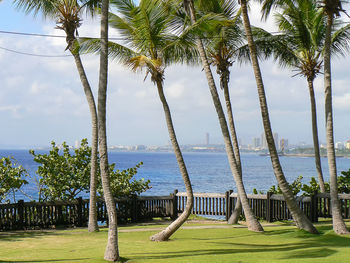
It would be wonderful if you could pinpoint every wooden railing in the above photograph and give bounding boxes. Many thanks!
[316,193,350,219]
[0,195,176,231]
[176,191,227,217]
[175,191,350,222]
[1,191,350,230]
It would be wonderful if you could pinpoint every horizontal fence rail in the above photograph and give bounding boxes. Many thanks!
[0,195,175,231]
[176,192,227,217]
[0,190,350,230]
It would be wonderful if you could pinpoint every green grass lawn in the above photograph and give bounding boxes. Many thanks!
[1,220,350,263]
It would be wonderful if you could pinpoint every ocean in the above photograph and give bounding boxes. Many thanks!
[2,150,350,201]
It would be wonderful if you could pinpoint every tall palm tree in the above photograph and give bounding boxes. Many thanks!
[15,0,100,232]
[239,0,318,233]
[183,0,263,232]
[97,0,120,259]
[322,0,349,235]
[195,0,245,224]
[254,0,350,193]
[80,0,197,241]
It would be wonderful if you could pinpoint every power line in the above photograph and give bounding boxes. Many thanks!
[0,46,72,58]
[0,29,125,40]
[0,30,66,38]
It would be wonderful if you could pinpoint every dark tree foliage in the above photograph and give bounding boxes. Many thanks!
[30,139,150,201]
[0,157,28,203]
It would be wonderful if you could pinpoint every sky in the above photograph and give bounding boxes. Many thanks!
[0,0,350,149]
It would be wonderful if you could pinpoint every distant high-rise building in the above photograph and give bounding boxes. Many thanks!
[273,132,279,150]
[280,138,288,151]
[253,137,260,148]
[346,140,350,149]
[261,133,267,149]
[335,142,345,149]
[206,133,210,145]
[261,132,280,149]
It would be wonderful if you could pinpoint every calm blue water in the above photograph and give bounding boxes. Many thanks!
[2,150,350,201]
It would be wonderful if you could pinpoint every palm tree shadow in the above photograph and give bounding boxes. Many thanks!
[0,230,61,242]
[0,258,90,262]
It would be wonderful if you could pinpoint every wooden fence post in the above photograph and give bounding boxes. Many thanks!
[225,191,231,221]
[77,197,83,227]
[310,191,318,223]
[171,189,178,220]
[131,195,138,223]
[266,192,273,223]
[18,200,24,230]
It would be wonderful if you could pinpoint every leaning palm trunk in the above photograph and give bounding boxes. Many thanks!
[98,0,120,260]
[307,78,326,193]
[71,51,99,232]
[220,71,242,224]
[66,31,99,232]
[240,0,318,234]
[323,13,349,235]
[185,0,263,232]
[150,79,194,241]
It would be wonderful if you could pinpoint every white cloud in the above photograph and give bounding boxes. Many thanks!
[30,82,47,94]
[334,93,350,111]
[0,3,350,147]
[165,82,185,99]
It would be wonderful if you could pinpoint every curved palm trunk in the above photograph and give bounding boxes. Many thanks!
[98,0,120,260]
[220,71,242,224]
[324,13,349,235]
[186,0,263,232]
[65,27,99,232]
[307,78,326,193]
[240,0,318,233]
[70,51,99,232]
[150,79,194,241]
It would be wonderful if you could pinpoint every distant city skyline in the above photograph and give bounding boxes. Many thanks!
[0,2,350,149]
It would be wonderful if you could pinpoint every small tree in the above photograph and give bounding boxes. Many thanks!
[97,162,150,198]
[0,157,28,203]
[30,140,91,201]
[30,139,150,201]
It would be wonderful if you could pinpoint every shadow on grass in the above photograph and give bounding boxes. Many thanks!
[130,224,350,261]
[0,230,62,242]
[0,258,90,262]
[130,243,338,261]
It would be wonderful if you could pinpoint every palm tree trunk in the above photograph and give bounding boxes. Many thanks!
[98,0,120,259]
[65,28,99,231]
[150,78,194,241]
[307,78,326,193]
[70,51,99,232]
[185,0,263,232]
[324,13,349,235]
[220,71,242,224]
[240,0,318,234]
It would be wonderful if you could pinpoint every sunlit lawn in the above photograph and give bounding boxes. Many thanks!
[1,220,350,263]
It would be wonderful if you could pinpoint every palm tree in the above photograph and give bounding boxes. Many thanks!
[194,0,245,224]
[182,0,263,232]
[322,0,349,235]
[254,0,350,193]
[97,0,120,259]
[15,0,100,232]
[80,0,198,241]
[239,0,318,233]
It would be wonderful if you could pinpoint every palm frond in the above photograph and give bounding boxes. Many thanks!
[76,37,138,65]
[331,22,350,56]
[14,0,57,18]
[259,0,296,20]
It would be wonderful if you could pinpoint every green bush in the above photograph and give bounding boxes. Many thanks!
[0,157,28,203]
[30,139,150,201]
